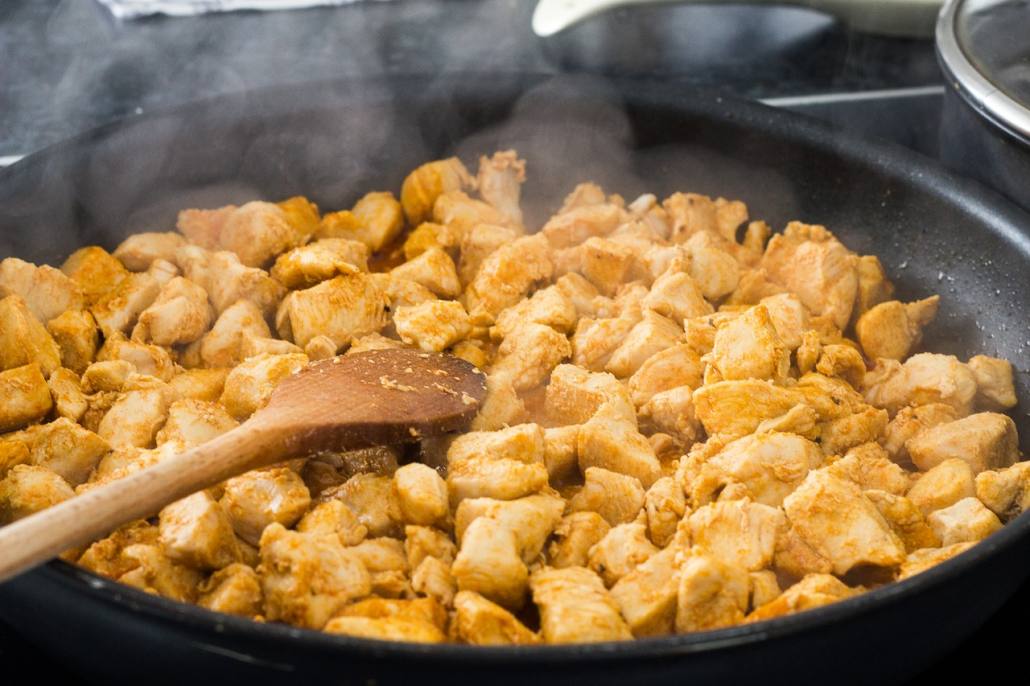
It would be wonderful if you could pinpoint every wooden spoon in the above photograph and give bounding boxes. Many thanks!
[0,349,487,584]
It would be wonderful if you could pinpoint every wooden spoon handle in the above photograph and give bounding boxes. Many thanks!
[0,422,288,585]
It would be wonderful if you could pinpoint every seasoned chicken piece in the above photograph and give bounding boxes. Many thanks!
[90,271,162,337]
[117,543,204,602]
[783,470,905,574]
[475,151,526,227]
[131,276,213,346]
[270,239,368,289]
[81,359,136,393]
[826,443,910,495]
[168,368,229,402]
[675,552,749,632]
[0,295,61,377]
[863,490,940,552]
[324,615,443,643]
[906,412,1018,474]
[175,246,284,318]
[146,258,180,286]
[258,523,371,629]
[855,296,939,361]
[587,521,659,587]
[682,232,740,301]
[641,264,712,322]
[411,555,457,607]
[897,542,975,580]
[390,247,461,298]
[393,300,471,352]
[881,403,958,465]
[605,311,682,379]
[854,254,895,318]
[197,563,263,617]
[61,246,128,305]
[114,232,188,271]
[542,424,579,483]
[276,274,386,350]
[927,497,1002,546]
[394,463,449,526]
[690,499,785,571]
[0,364,54,432]
[319,192,405,253]
[545,364,635,426]
[748,570,781,610]
[704,432,823,507]
[796,330,822,375]
[155,399,238,448]
[578,412,661,487]
[541,202,623,250]
[757,293,808,350]
[453,590,540,645]
[454,493,565,565]
[626,344,704,410]
[400,157,473,226]
[464,234,553,324]
[205,201,296,268]
[349,537,410,597]
[815,344,866,389]
[239,333,303,359]
[746,573,857,622]
[863,353,977,417]
[609,545,679,637]
[433,190,510,242]
[96,332,174,382]
[643,477,687,547]
[568,467,646,526]
[547,512,611,569]
[189,299,270,369]
[0,464,75,524]
[323,473,402,538]
[490,322,571,392]
[491,286,577,341]
[639,386,701,447]
[457,223,521,285]
[693,380,802,440]
[448,423,545,466]
[708,304,789,383]
[447,457,549,505]
[452,516,528,610]
[975,462,1030,520]
[219,352,308,420]
[0,436,30,477]
[220,467,311,545]
[531,566,632,643]
[336,597,447,636]
[176,205,235,249]
[725,267,785,307]
[0,257,84,324]
[967,355,1018,410]
[469,372,528,432]
[297,500,368,547]
[560,237,639,296]
[46,309,99,374]
[75,520,160,578]
[18,417,109,486]
[158,491,240,570]
[570,316,636,373]
[403,221,460,261]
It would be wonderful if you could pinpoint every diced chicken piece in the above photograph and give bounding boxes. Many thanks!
[323,191,405,252]
[967,355,1018,410]
[146,258,180,286]
[547,512,611,569]
[190,300,270,369]
[458,223,521,285]
[205,201,296,268]
[570,316,635,373]
[452,516,528,610]
[114,232,188,271]
[604,311,682,379]
[464,234,553,324]
[403,221,460,261]
[324,614,444,643]
[545,364,634,426]
[404,525,456,569]
[45,309,99,374]
[541,203,623,250]
[561,237,639,296]
[641,266,713,324]
[335,597,447,636]
[447,457,549,505]
[577,413,661,487]
[411,555,457,607]
[855,297,939,361]
[587,521,659,587]
[220,467,311,545]
[783,470,905,575]
[704,432,823,507]
[276,196,320,245]
[0,257,84,324]
[975,462,1030,520]
[117,543,204,602]
[675,552,749,632]
[454,493,565,565]
[175,246,284,318]
[453,590,539,645]
[757,293,808,350]
[130,276,213,346]
[474,150,526,227]
[863,353,977,417]
[434,189,511,239]
[682,232,740,300]
[897,542,975,580]
[906,412,1018,474]
[491,286,576,342]
[747,574,857,622]
[19,417,108,486]
[90,271,162,337]
[531,566,632,643]
[469,372,528,432]
[276,274,387,350]
[0,295,61,377]
[542,425,579,483]
[490,323,571,392]
[568,467,646,526]
[448,424,545,466]
[394,463,449,526]
[168,368,229,402]
[349,537,410,597]
[639,386,701,447]
[159,491,240,570]
[269,239,368,289]
[400,158,472,226]
[346,332,403,355]
[389,247,461,299]
[61,246,128,305]
[826,443,910,495]
[393,300,471,352]
[693,380,802,440]
[239,333,303,359]
[176,205,235,249]
[0,364,53,432]
[45,368,85,422]
[627,344,704,409]
[323,473,402,538]
[815,344,866,389]
[882,403,958,465]
[197,563,263,617]
[0,464,75,523]
[219,352,308,419]
[96,333,174,382]
[155,399,238,448]
[643,477,687,547]
[75,520,159,578]
[854,254,895,318]
[297,500,368,547]
[610,545,680,637]
[80,360,135,394]
[927,497,1002,546]
[863,490,940,552]
[708,304,789,383]
[748,570,781,610]
[258,523,371,629]
[690,499,785,571]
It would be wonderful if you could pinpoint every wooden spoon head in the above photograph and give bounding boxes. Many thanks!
[257,349,488,454]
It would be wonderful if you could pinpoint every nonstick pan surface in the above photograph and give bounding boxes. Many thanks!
[0,74,1028,685]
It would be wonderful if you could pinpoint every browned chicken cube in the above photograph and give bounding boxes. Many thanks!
[926,497,1002,546]
[0,464,75,524]
[220,467,311,545]
[453,590,540,645]
[46,309,99,375]
[276,274,387,350]
[0,364,53,432]
[61,246,128,305]
[219,352,308,420]
[393,300,471,352]
[531,566,632,643]
[114,232,188,271]
[0,257,84,324]
[906,412,1018,474]
[975,461,1030,520]
[705,432,823,507]
[131,276,213,346]
[675,552,749,632]
[159,491,241,570]
[568,467,646,526]
[966,355,1018,410]
[270,239,368,289]
[547,512,611,569]
[452,516,528,610]
[855,296,939,361]
[586,521,659,587]
[747,573,857,622]
[0,294,62,377]
[689,499,785,572]
[198,563,263,617]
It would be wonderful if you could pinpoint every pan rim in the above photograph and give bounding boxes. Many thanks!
[4,73,1030,662]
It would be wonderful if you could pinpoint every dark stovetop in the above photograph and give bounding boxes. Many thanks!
[0,1,1024,684]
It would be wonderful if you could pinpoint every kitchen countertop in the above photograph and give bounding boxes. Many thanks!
[0,1,1025,684]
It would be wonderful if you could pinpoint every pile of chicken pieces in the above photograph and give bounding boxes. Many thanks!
[0,150,1025,645]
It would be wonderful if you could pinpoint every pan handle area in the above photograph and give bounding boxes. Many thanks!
[532,0,945,38]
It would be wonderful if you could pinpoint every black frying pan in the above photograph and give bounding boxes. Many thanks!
[0,75,1027,686]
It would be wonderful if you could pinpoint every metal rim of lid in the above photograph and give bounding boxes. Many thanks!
[936,0,1030,144]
